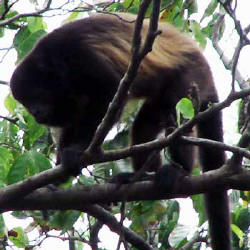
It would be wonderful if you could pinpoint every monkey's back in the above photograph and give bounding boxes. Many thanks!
[30,13,214,99]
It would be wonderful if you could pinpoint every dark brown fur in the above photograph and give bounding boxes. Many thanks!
[10,13,231,249]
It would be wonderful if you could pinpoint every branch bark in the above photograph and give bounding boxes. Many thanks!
[0,87,249,206]
[2,165,250,212]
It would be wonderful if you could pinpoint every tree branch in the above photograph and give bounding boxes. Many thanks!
[180,136,250,159]
[0,0,53,27]
[0,80,9,85]
[2,166,250,211]
[0,115,18,125]
[84,205,153,250]
[212,13,250,90]
[87,0,161,152]
[0,87,249,207]
[89,221,103,250]
[217,0,250,45]
[44,205,152,250]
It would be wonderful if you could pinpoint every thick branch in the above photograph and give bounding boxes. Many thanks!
[2,167,250,212]
[0,167,66,205]
[0,87,250,207]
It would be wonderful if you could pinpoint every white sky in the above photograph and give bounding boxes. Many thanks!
[0,0,249,249]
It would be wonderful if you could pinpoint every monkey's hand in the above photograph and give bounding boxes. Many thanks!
[154,164,188,192]
[61,145,83,176]
[109,172,153,184]
[108,172,135,184]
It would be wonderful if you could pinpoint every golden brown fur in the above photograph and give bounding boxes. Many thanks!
[89,13,199,79]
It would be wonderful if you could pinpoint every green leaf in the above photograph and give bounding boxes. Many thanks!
[230,190,240,210]
[186,0,198,16]
[202,13,225,40]
[6,10,19,20]
[0,214,7,238]
[103,130,129,150]
[0,146,13,185]
[162,0,183,24]
[7,151,52,184]
[0,28,4,38]
[121,99,142,124]
[106,2,124,12]
[158,200,180,245]
[231,224,244,246]
[4,94,17,115]
[0,2,4,15]
[191,21,207,48]
[176,98,194,126]
[191,194,206,226]
[201,0,218,22]
[19,29,47,60]
[176,98,194,119]
[27,17,47,33]
[13,27,31,52]
[14,28,47,61]
[23,112,46,148]
[123,0,140,13]
[0,120,20,151]
[66,11,84,22]
[169,225,193,247]
[78,175,95,186]
[234,206,250,232]
[8,227,29,248]
[49,211,81,232]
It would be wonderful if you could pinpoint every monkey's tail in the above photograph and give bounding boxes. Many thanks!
[204,192,231,249]
[197,101,232,250]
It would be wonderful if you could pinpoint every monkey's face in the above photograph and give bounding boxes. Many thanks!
[10,57,77,127]
[21,93,72,127]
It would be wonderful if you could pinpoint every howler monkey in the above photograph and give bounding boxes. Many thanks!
[10,13,231,249]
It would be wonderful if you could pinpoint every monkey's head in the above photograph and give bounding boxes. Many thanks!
[10,54,83,127]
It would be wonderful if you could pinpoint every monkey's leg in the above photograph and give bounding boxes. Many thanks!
[131,99,164,172]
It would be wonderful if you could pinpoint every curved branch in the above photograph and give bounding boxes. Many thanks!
[84,205,153,250]
[180,136,250,159]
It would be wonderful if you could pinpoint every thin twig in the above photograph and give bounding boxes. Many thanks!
[212,21,248,89]
[215,1,250,91]
[0,115,18,125]
[0,0,53,27]
[0,80,9,85]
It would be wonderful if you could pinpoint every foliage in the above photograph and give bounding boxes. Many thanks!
[0,0,249,249]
